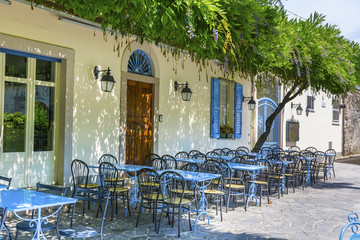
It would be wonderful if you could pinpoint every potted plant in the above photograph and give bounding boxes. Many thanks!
[220,125,234,138]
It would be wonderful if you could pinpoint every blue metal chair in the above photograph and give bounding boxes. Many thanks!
[339,213,360,240]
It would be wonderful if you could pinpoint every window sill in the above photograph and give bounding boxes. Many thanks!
[306,108,315,113]
[332,121,340,126]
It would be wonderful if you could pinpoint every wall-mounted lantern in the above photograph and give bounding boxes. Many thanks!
[174,81,192,101]
[243,96,256,110]
[291,102,303,115]
[93,66,115,92]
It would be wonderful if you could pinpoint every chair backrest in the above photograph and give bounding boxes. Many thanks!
[180,163,199,172]
[162,155,178,170]
[199,160,223,190]
[339,213,360,240]
[315,151,327,165]
[236,146,249,153]
[145,153,161,166]
[137,168,160,199]
[192,153,207,161]
[212,149,223,155]
[150,157,166,171]
[226,150,237,157]
[66,187,110,239]
[206,151,222,162]
[159,171,186,205]
[0,176,12,189]
[288,146,301,152]
[98,154,118,164]
[189,150,202,157]
[325,149,336,164]
[71,159,90,188]
[269,144,281,149]
[305,146,318,153]
[260,146,273,156]
[255,159,272,181]
[175,151,189,159]
[99,162,118,190]
[221,148,232,155]
[230,156,247,164]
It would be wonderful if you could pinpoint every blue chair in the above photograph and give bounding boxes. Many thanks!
[339,213,360,239]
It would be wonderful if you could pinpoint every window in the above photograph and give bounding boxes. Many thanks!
[210,78,243,139]
[332,98,340,123]
[306,95,315,111]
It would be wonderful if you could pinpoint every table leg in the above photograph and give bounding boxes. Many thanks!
[193,181,210,231]
[327,155,332,179]
[127,171,141,216]
[305,160,311,187]
[245,170,258,210]
[13,205,63,240]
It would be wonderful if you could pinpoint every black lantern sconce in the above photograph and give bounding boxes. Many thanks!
[93,66,115,92]
[243,96,256,110]
[174,81,192,101]
[291,102,303,115]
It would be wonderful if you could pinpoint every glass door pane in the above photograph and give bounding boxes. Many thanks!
[3,82,27,152]
[34,86,55,151]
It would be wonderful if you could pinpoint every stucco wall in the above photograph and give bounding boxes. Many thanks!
[344,92,360,155]
[281,89,343,153]
[0,1,253,185]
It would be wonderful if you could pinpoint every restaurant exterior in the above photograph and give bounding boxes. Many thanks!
[0,1,343,188]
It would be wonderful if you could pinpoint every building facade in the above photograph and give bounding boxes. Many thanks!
[0,1,343,188]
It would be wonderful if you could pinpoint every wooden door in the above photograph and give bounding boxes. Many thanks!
[126,80,153,165]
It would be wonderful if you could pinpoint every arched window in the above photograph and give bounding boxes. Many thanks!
[127,49,153,76]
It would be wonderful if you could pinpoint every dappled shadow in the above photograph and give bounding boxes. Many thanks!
[312,181,360,190]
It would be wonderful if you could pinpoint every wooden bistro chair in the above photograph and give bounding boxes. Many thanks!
[99,162,131,220]
[58,187,110,240]
[15,183,67,240]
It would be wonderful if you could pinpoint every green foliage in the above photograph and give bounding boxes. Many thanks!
[34,102,49,130]
[3,112,26,129]
[32,0,360,97]
[220,124,234,134]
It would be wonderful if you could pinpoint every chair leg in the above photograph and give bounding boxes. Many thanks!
[332,166,336,178]
[157,206,165,234]
[127,191,131,217]
[188,208,192,231]
[178,207,181,238]
[220,196,223,222]
[136,199,143,228]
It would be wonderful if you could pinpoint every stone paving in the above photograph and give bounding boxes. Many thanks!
[9,161,360,239]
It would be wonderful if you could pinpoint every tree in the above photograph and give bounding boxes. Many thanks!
[32,0,360,151]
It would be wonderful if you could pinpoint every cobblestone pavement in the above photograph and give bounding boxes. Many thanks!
[8,161,360,240]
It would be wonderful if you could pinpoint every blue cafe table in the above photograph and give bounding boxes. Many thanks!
[226,163,267,210]
[0,188,76,240]
[157,169,221,230]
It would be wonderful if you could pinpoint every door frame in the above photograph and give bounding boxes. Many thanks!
[258,97,278,146]
[119,71,159,164]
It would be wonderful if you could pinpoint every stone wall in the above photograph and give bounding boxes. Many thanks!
[344,91,360,155]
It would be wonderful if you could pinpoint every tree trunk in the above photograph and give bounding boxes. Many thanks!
[251,84,307,153]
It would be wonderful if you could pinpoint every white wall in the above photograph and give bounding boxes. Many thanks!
[282,89,343,153]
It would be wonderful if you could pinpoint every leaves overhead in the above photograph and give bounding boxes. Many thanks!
[33,0,360,96]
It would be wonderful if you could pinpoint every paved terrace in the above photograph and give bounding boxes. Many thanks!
[11,161,360,240]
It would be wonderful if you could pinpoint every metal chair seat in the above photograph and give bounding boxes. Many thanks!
[143,193,163,200]
[164,197,193,205]
[269,175,284,179]
[107,187,129,193]
[140,182,160,187]
[16,221,54,232]
[172,188,194,195]
[250,180,268,185]
[204,189,224,195]
[59,226,98,239]
[224,183,245,189]
[78,183,100,189]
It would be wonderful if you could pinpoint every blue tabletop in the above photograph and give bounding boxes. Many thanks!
[113,164,152,172]
[268,160,293,165]
[157,169,221,182]
[226,162,267,171]
[0,184,8,189]
[176,158,205,164]
[0,189,76,212]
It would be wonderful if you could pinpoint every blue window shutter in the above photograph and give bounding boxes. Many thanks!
[210,78,221,138]
[234,83,243,138]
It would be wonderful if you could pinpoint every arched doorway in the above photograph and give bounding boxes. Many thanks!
[119,47,159,165]
[257,98,278,146]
